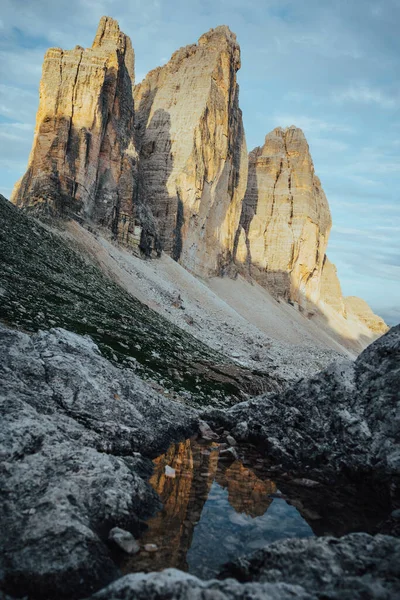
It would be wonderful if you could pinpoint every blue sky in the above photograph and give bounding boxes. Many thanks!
[0,0,399,324]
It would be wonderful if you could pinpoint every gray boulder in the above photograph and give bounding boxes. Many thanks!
[88,533,400,599]
[204,326,400,478]
[88,569,310,600]
[0,325,198,599]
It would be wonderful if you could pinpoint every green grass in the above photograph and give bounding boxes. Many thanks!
[1,197,271,406]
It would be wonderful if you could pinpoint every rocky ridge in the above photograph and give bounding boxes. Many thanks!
[10,17,388,342]
[233,126,388,338]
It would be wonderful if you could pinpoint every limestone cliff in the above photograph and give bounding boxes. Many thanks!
[11,17,141,248]
[234,126,331,306]
[134,26,248,276]
[344,296,389,336]
[320,256,346,316]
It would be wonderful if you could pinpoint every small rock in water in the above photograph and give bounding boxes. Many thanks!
[108,527,139,555]
[165,465,176,478]
[219,446,238,461]
[226,435,237,446]
[144,543,158,553]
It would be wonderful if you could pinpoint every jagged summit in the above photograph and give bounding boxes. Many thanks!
[158,25,240,76]
[9,17,388,346]
[92,16,125,48]
[11,16,138,244]
[92,16,135,77]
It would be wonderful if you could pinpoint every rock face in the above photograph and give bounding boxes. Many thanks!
[204,325,400,479]
[345,296,389,336]
[234,126,331,306]
[0,324,198,599]
[219,533,400,597]
[134,26,247,275]
[11,17,142,248]
[89,533,400,600]
[320,256,346,316]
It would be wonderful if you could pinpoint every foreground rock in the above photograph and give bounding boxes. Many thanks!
[220,533,400,598]
[135,26,247,274]
[88,533,400,599]
[0,324,198,599]
[204,325,400,479]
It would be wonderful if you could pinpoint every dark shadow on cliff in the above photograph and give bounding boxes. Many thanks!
[134,106,183,258]
[13,61,140,248]
[232,146,257,269]
[135,81,247,277]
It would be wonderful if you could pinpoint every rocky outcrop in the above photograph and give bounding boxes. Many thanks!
[89,533,400,599]
[204,325,400,479]
[345,296,389,336]
[320,256,346,316]
[233,127,388,340]
[219,533,400,596]
[234,126,331,306]
[134,26,247,276]
[0,324,198,599]
[11,17,143,248]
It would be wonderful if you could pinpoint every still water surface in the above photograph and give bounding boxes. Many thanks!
[121,438,313,579]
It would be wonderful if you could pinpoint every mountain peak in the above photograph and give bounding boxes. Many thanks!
[92,16,123,48]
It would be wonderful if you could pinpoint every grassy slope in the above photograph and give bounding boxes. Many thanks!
[0,197,280,406]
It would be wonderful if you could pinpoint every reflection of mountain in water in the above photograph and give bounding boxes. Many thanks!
[121,439,218,573]
[119,438,394,578]
[121,439,312,577]
[216,460,276,517]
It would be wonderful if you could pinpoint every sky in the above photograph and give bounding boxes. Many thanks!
[0,0,399,325]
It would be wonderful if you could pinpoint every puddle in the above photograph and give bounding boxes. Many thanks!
[120,438,314,578]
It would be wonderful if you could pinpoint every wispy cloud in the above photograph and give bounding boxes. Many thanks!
[332,84,399,109]
[272,114,354,134]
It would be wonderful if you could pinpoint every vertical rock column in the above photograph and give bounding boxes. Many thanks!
[134,26,248,276]
[11,16,140,247]
[235,126,332,307]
